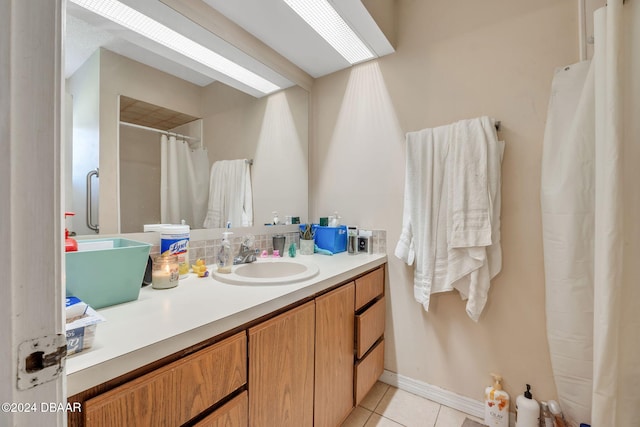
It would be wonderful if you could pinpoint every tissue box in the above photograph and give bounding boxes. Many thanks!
[65,307,105,356]
[313,225,347,254]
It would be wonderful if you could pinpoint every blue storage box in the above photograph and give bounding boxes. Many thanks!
[66,238,151,309]
[313,225,347,254]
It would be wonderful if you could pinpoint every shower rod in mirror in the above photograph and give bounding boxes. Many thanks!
[120,121,201,145]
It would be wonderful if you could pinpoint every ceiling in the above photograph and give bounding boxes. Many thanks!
[202,0,394,78]
[65,0,394,97]
[120,96,198,130]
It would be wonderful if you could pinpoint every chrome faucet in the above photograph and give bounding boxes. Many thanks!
[233,235,257,265]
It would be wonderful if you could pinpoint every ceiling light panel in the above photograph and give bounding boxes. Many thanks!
[70,0,282,95]
[283,0,375,64]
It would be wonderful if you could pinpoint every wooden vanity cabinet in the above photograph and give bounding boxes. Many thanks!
[69,263,387,427]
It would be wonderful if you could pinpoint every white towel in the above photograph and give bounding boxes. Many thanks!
[395,117,504,321]
[203,159,253,229]
[394,125,451,310]
[446,117,504,321]
[448,118,492,248]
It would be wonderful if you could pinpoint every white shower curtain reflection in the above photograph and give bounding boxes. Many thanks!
[160,134,209,228]
[202,159,253,229]
[541,2,640,425]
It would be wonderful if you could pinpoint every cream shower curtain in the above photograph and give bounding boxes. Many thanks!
[202,159,253,229]
[160,134,210,228]
[541,2,640,425]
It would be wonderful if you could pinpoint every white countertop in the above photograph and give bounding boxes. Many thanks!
[66,252,387,396]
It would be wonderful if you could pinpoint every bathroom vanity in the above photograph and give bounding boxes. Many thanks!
[66,253,386,427]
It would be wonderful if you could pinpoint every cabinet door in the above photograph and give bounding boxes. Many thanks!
[248,302,315,427]
[314,283,355,427]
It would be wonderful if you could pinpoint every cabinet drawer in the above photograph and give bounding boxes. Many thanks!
[194,392,248,427]
[85,332,247,427]
[355,267,384,311]
[174,333,247,423]
[355,297,385,359]
[354,339,384,406]
[85,368,174,427]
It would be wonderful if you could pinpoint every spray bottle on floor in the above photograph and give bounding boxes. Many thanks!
[484,373,510,427]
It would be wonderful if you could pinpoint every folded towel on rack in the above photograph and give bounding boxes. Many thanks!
[446,117,504,321]
[447,117,492,248]
[395,116,504,321]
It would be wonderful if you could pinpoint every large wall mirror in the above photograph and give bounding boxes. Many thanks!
[64,10,309,236]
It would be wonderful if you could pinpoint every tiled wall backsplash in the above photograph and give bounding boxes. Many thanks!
[184,231,301,266]
[147,227,386,264]
[371,230,387,254]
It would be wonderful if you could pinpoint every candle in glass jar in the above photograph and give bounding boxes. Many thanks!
[152,254,179,289]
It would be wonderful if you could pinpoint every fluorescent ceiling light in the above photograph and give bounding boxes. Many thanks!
[283,0,375,64]
[70,0,281,94]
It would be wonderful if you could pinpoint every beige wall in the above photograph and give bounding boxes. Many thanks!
[99,49,203,234]
[67,49,203,234]
[119,125,162,232]
[202,83,309,226]
[310,0,578,404]
[77,49,309,233]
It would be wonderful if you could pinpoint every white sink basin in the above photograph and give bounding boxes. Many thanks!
[212,259,319,285]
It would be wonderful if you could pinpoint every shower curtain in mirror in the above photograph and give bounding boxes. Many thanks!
[202,159,253,229]
[541,2,639,425]
[160,134,209,228]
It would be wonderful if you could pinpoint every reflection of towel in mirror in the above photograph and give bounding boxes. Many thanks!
[203,159,253,229]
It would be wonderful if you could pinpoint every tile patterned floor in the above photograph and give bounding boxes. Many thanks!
[342,382,486,427]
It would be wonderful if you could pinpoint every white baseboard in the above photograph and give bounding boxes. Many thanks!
[379,370,485,419]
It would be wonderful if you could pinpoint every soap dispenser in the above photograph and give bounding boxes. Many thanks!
[217,231,233,273]
[515,384,539,427]
[64,212,78,252]
[484,373,509,427]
